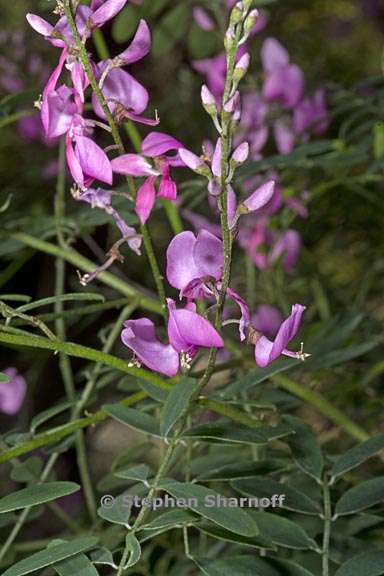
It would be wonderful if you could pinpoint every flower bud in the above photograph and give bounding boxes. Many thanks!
[229,2,244,27]
[243,0,254,10]
[179,148,212,178]
[233,52,250,83]
[224,25,237,52]
[243,9,259,38]
[232,142,249,165]
[201,84,217,117]
[239,180,275,214]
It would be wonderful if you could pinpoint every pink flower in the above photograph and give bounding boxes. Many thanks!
[193,7,215,31]
[0,368,26,415]
[293,89,330,136]
[167,299,224,356]
[112,132,185,221]
[166,230,224,299]
[253,304,307,367]
[121,319,179,377]
[261,38,305,109]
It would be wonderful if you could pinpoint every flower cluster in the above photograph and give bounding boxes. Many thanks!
[191,5,330,274]
[28,1,309,377]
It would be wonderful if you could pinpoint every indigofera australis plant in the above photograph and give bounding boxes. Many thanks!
[0,1,384,576]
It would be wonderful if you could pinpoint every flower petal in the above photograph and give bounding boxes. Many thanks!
[135,176,157,225]
[121,319,179,377]
[167,299,224,353]
[117,19,151,65]
[111,154,159,176]
[142,131,183,157]
[243,180,275,213]
[91,0,128,27]
[193,229,224,280]
[261,37,290,73]
[255,304,306,367]
[75,135,113,185]
[0,368,26,415]
[166,231,200,290]
[252,305,283,339]
[93,67,149,117]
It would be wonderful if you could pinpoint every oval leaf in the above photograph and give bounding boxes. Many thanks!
[282,415,323,481]
[158,480,258,537]
[0,482,80,514]
[335,551,384,576]
[331,433,384,482]
[2,537,98,576]
[194,555,315,576]
[104,405,160,437]
[335,477,384,517]
[160,378,199,437]
[232,477,321,515]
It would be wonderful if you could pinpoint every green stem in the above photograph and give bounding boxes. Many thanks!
[322,475,332,576]
[272,374,369,442]
[140,223,166,313]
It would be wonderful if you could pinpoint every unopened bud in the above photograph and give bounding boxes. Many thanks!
[243,0,254,10]
[232,142,249,165]
[230,2,244,27]
[234,52,250,83]
[201,84,217,116]
[224,26,237,52]
[179,148,212,178]
[243,9,259,39]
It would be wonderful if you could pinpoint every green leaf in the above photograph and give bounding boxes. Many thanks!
[331,433,384,482]
[335,477,384,517]
[30,401,73,433]
[335,551,384,576]
[115,464,151,486]
[11,457,43,483]
[196,523,274,550]
[122,534,141,569]
[223,358,299,396]
[184,422,293,445]
[232,478,321,515]
[141,509,198,532]
[0,482,80,513]
[0,372,10,383]
[1,537,98,576]
[158,480,258,537]
[282,415,323,481]
[196,459,287,482]
[152,4,190,57]
[104,404,161,437]
[52,552,99,576]
[97,493,132,527]
[160,378,199,437]
[194,555,315,576]
[249,511,319,550]
[89,547,116,568]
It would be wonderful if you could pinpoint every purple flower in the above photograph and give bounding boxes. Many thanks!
[167,299,224,356]
[293,89,329,136]
[166,230,224,299]
[273,120,295,155]
[252,305,283,339]
[135,176,157,225]
[66,131,113,190]
[242,180,275,213]
[261,38,305,109]
[112,132,185,210]
[121,319,179,377]
[0,368,26,415]
[253,304,306,367]
[92,20,156,126]
[270,229,301,273]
